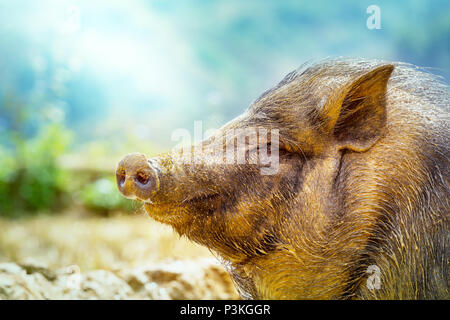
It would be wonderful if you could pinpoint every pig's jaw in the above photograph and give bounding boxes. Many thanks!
[142,188,221,206]
[142,192,222,226]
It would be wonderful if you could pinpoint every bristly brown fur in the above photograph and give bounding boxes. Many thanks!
[117,58,449,299]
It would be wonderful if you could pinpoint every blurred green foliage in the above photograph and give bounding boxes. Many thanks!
[0,96,139,217]
[0,124,72,216]
[80,177,136,215]
[0,121,138,217]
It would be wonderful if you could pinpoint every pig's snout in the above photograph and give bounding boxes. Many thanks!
[115,153,159,202]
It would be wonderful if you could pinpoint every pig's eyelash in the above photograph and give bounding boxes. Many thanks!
[265,142,292,157]
[277,138,308,161]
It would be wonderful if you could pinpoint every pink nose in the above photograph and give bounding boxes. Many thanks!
[115,153,159,201]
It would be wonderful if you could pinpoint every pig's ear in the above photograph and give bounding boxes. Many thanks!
[323,64,394,152]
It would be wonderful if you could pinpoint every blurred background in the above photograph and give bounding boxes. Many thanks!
[0,0,449,296]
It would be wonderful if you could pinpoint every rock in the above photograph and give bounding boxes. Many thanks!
[81,270,133,299]
[117,258,238,299]
[0,263,24,275]
[19,260,57,281]
[0,265,55,300]
[0,259,239,300]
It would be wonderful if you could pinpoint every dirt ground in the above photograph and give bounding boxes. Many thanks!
[0,212,239,299]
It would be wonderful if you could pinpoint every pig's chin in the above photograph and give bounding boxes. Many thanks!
[142,193,222,221]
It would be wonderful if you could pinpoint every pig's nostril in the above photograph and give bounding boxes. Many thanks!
[136,171,150,186]
[116,169,126,188]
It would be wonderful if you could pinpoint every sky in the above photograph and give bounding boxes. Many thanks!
[0,0,448,151]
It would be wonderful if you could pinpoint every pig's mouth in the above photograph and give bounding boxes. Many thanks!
[143,192,221,207]
[142,191,223,223]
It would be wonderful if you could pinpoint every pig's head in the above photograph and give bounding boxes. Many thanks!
[117,61,397,298]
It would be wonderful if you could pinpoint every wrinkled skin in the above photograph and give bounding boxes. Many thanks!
[116,58,449,299]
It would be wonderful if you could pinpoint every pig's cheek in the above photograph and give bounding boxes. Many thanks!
[144,202,152,214]
[144,202,163,218]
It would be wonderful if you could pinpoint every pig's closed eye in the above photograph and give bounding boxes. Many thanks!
[117,169,126,187]
[277,144,291,157]
[264,143,290,157]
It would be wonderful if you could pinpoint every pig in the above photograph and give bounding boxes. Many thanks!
[116,58,449,299]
